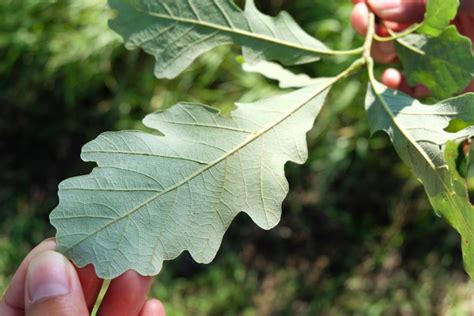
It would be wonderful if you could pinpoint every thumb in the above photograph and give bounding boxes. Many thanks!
[25,251,89,316]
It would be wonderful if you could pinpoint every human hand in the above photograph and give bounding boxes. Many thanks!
[351,0,474,97]
[0,238,166,316]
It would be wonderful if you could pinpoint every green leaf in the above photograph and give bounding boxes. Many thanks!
[108,0,330,79]
[242,0,329,65]
[365,81,474,277]
[396,26,474,99]
[242,60,324,89]
[442,141,474,275]
[50,78,336,278]
[419,0,459,37]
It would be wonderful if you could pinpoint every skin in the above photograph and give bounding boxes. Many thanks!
[0,239,166,316]
[351,0,474,97]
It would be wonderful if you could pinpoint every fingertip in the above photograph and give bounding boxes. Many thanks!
[381,68,403,89]
[24,251,88,315]
[140,299,166,316]
[2,238,57,312]
[25,251,71,305]
[352,2,370,35]
[382,72,418,97]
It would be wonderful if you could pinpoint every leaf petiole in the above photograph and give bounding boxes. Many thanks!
[387,28,426,56]
[373,23,422,42]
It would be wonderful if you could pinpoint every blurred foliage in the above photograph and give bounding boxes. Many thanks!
[1,0,473,315]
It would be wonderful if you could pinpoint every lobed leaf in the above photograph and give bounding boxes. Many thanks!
[108,0,330,79]
[365,81,474,277]
[396,26,474,99]
[419,0,459,37]
[242,0,329,65]
[442,141,474,275]
[50,78,336,278]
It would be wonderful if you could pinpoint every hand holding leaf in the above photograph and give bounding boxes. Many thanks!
[352,0,474,97]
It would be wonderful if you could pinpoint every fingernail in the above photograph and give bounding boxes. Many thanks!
[26,251,71,303]
[39,237,57,248]
[41,237,57,244]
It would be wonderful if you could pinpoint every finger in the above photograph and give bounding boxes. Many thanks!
[381,68,431,97]
[139,299,166,316]
[97,271,152,316]
[75,264,103,311]
[460,0,474,14]
[381,68,403,89]
[0,239,56,315]
[352,2,370,35]
[352,0,366,4]
[367,0,426,24]
[453,15,474,44]
[413,84,431,98]
[24,251,89,316]
[371,41,397,63]
[381,68,415,95]
[383,20,412,32]
[463,80,474,93]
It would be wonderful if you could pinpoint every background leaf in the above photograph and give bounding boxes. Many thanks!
[50,79,335,278]
[395,26,474,99]
[365,81,474,277]
[108,0,330,79]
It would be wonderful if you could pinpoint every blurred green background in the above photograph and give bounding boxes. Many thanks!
[1,0,473,315]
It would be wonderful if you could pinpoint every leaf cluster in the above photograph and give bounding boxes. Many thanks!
[50,0,474,280]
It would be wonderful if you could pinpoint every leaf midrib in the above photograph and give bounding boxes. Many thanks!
[371,83,474,238]
[371,84,436,169]
[135,7,332,55]
[62,78,337,254]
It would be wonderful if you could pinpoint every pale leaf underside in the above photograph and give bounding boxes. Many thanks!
[50,79,335,278]
[108,0,330,79]
[366,81,474,277]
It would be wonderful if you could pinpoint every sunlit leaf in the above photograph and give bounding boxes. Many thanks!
[366,81,474,277]
[419,0,459,37]
[396,26,474,99]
